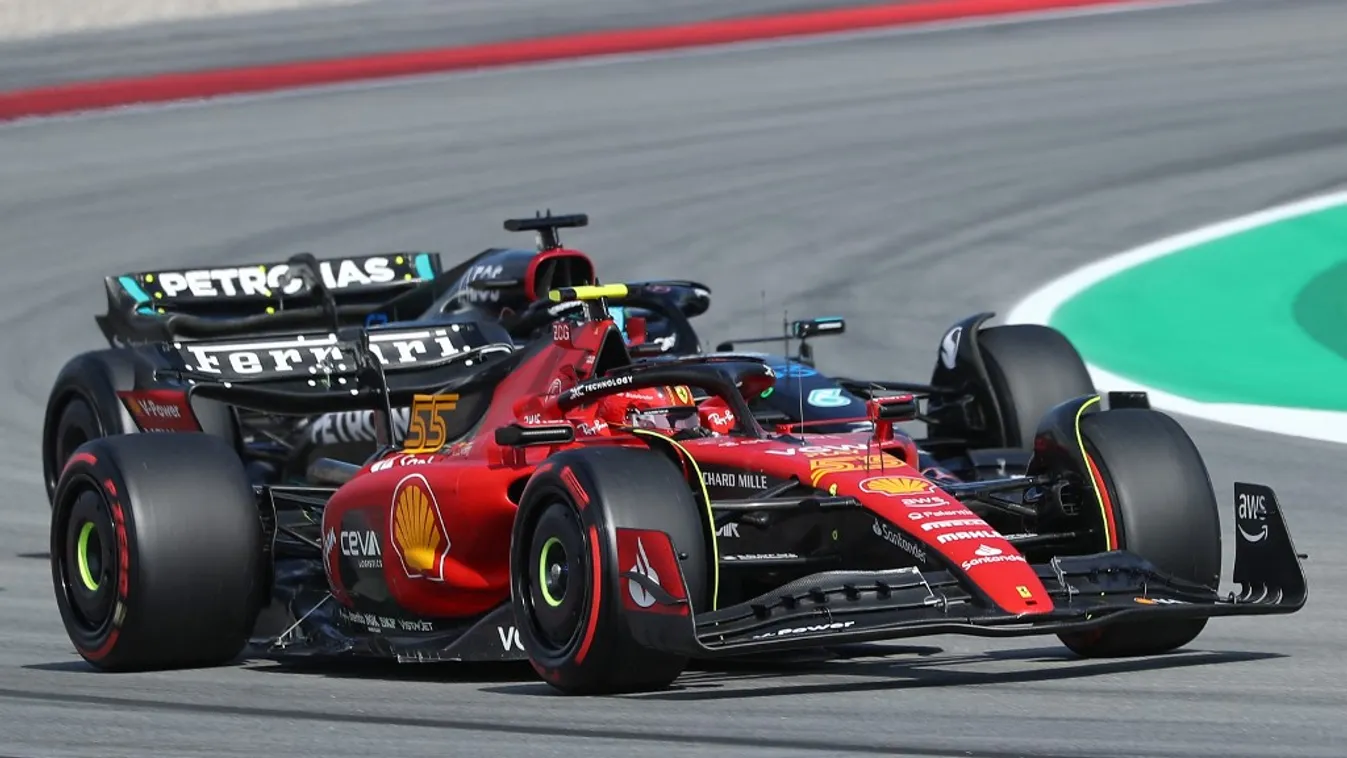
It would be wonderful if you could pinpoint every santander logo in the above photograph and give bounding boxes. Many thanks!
[959,542,1026,572]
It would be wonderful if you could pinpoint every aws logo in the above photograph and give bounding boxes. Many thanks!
[859,476,933,496]
[390,473,451,582]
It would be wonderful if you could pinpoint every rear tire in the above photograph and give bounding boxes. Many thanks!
[51,397,103,484]
[1059,408,1221,657]
[43,349,248,507]
[51,433,266,671]
[978,325,1096,447]
[510,446,710,695]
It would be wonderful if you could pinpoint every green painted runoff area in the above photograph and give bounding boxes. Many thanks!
[1051,204,1347,410]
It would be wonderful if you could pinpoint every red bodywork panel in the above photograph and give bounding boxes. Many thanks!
[669,437,1051,614]
[117,389,202,433]
[320,315,1054,621]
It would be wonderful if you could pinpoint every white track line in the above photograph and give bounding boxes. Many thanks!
[1006,189,1347,445]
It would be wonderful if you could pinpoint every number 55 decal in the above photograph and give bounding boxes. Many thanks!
[403,394,459,453]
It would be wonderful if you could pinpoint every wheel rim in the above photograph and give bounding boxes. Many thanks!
[75,521,102,591]
[537,537,569,608]
[58,488,118,638]
[522,498,589,653]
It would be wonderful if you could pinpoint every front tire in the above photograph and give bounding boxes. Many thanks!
[978,324,1096,448]
[1059,408,1221,657]
[52,433,267,671]
[510,446,711,695]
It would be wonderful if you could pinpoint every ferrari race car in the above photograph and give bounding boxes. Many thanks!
[49,283,1307,694]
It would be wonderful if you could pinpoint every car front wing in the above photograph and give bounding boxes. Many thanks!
[626,482,1308,658]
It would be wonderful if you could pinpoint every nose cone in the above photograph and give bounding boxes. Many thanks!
[831,471,1055,614]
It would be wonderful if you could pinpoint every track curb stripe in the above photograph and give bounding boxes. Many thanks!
[0,0,1158,122]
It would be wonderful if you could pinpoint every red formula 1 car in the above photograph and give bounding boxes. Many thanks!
[49,284,1307,694]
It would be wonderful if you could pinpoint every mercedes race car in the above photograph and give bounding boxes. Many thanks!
[50,283,1307,694]
[42,248,440,503]
[41,213,706,503]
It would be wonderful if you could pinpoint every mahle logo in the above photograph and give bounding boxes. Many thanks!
[390,473,451,582]
[859,476,933,496]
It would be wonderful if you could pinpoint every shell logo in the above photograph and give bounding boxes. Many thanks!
[859,476,933,496]
[390,473,451,582]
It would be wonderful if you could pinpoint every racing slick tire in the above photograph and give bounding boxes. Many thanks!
[49,397,106,494]
[51,432,266,671]
[42,349,243,507]
[510,446,711,695]
[42,350,140,506]
[977,325,1096,448]
[1058,408,1221,658]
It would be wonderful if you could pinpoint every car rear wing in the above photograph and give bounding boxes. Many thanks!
[96,252,443,345]
[152,320,517,416]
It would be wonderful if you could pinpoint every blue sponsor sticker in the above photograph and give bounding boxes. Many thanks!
[769,361,818,379]
[807,388,852,408]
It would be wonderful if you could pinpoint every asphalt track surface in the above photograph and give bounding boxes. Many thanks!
[0,0,920,89]
[3,1,1346,756]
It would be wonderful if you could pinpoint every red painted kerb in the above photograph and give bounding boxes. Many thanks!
[0,0,1155,121]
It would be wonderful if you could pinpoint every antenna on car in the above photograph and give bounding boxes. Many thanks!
[790,308,806,438]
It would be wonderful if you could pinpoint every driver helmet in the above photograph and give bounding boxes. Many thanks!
[596,385,698,432]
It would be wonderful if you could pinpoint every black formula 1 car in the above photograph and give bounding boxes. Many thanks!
[42,248,445,503]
